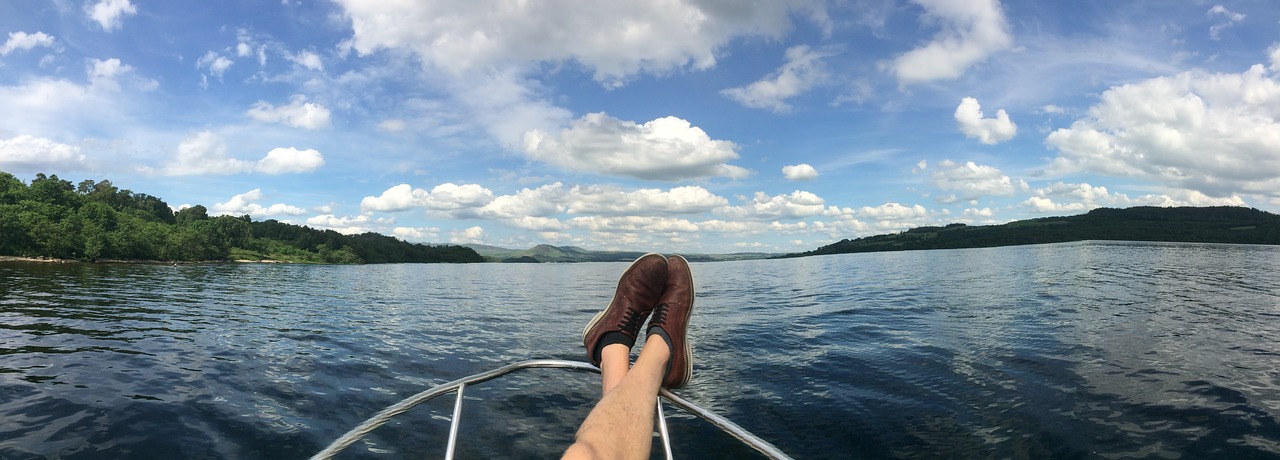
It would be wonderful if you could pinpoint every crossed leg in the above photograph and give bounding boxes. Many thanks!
[562,340,670,460]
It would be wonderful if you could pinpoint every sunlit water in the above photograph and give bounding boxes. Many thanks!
[2,241,1280,459]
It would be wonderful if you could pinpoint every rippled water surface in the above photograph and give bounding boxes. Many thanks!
[3,241,1280,459]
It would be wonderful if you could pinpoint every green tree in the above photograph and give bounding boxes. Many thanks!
[78,201,118,261]
[175,204,210,226]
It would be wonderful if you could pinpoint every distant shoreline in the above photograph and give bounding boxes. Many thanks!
[0,256,289,265]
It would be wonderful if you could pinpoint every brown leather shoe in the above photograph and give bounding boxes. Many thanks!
[647,254,694,389]
[581,253,668,367]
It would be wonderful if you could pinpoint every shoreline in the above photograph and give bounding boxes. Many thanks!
[0,256,289,265]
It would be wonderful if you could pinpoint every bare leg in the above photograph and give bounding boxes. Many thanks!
[600,343,630,394]
[562,339,671,460]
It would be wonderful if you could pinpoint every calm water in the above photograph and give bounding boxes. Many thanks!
[2,241,1280,459]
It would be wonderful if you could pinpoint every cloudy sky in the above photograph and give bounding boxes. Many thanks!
[3,1,1279,253]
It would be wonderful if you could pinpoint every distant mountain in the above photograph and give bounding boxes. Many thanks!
[463,243,777,263]
[785,206,1280,258]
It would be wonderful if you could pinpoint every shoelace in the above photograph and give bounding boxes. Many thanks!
[649,303,669,328]
[616,308,647,335]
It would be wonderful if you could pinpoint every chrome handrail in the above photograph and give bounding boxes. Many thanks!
[310,359,792,460]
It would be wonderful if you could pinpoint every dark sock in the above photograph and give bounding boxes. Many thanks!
[648,326,673,352]
[594,331,634,363]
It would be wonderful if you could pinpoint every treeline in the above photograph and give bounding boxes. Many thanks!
[0,172,483,263]
[788,206,1280,258]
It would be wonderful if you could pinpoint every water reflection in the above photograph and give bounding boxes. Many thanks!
[3,242,1280,459]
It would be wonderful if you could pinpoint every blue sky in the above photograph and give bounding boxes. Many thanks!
[3,0,1279,253]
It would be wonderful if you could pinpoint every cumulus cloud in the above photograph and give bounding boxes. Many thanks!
[306,214,388,235]
[1207,5,1245,40]
[0,135,87,172]
[567,185,728,215]
[886,0,1012,84]
[155,131,325,176]
[450,226,486,244]
[2,32,55,55]
[360,183,496,213]
[930,159,1020,203]
[392,226,440,241]
[211,189,308,217]
[856,202,930,221]
[333,0,819,87]
[85,0,137,31]
[522,113,748,181]
[246,95,332,129]
[1046,63,1280,199]
[88,58,155,92]
[1022,182,1245,213]
[718,190,829,220]
[722,45,830,112]
[954,97,1016,144]
[196,51,233,78]
[257,147,325,174]
[782,164,819,180]
[288,49,324,71]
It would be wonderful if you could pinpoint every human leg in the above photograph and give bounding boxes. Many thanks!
[564,255,696,459]
[562,339,670,460]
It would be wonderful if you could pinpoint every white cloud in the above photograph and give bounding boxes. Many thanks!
[566,185,728,215]
[85,0,137,31]
[88,58,155,92]
[722,45,830,112]
[930,160,1018,202]
[0,135,87,172]
[522,113,748,181]
[288,49,324,71]
[211,189,308,217]
[1046,63,1280,199]
[154,131,325,176]
[1207,5,1245,40]
[886,0,1012,84]
[257,147,325,174]
[782,164,819,180]
[718,190,829,220]
[450,226,486,244]
[1041,104,1066,114]
[568,215,700,233]
[421,183,495,211]
[246,95,332,129]
[333,0,818,87]
[197,51,233,78]
[161,131,253,175]
[392,226,440,241]
[963,207,994,218]
[2,32,55,55]
[1022,182,1246,213]
[856,202,930,221]
[306,214,384,235]
[0,59,156,142]
[360,183,496,213]
[361,184,419,212]
[954,97,1016,144]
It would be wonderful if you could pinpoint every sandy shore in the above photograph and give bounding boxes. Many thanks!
[0,256,78,263]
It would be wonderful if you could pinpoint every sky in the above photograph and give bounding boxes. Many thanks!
[2,0,1279,254]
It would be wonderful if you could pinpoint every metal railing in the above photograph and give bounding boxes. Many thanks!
[311,359,792,460]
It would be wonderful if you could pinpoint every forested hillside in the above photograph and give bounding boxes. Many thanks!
[788,206,1280,258]
[0,172,483,263]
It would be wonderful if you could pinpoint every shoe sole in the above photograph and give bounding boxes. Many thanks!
[581,253,666,351]
[670,254,694,388]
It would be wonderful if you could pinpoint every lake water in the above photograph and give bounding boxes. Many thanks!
[2,241,1280,459]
